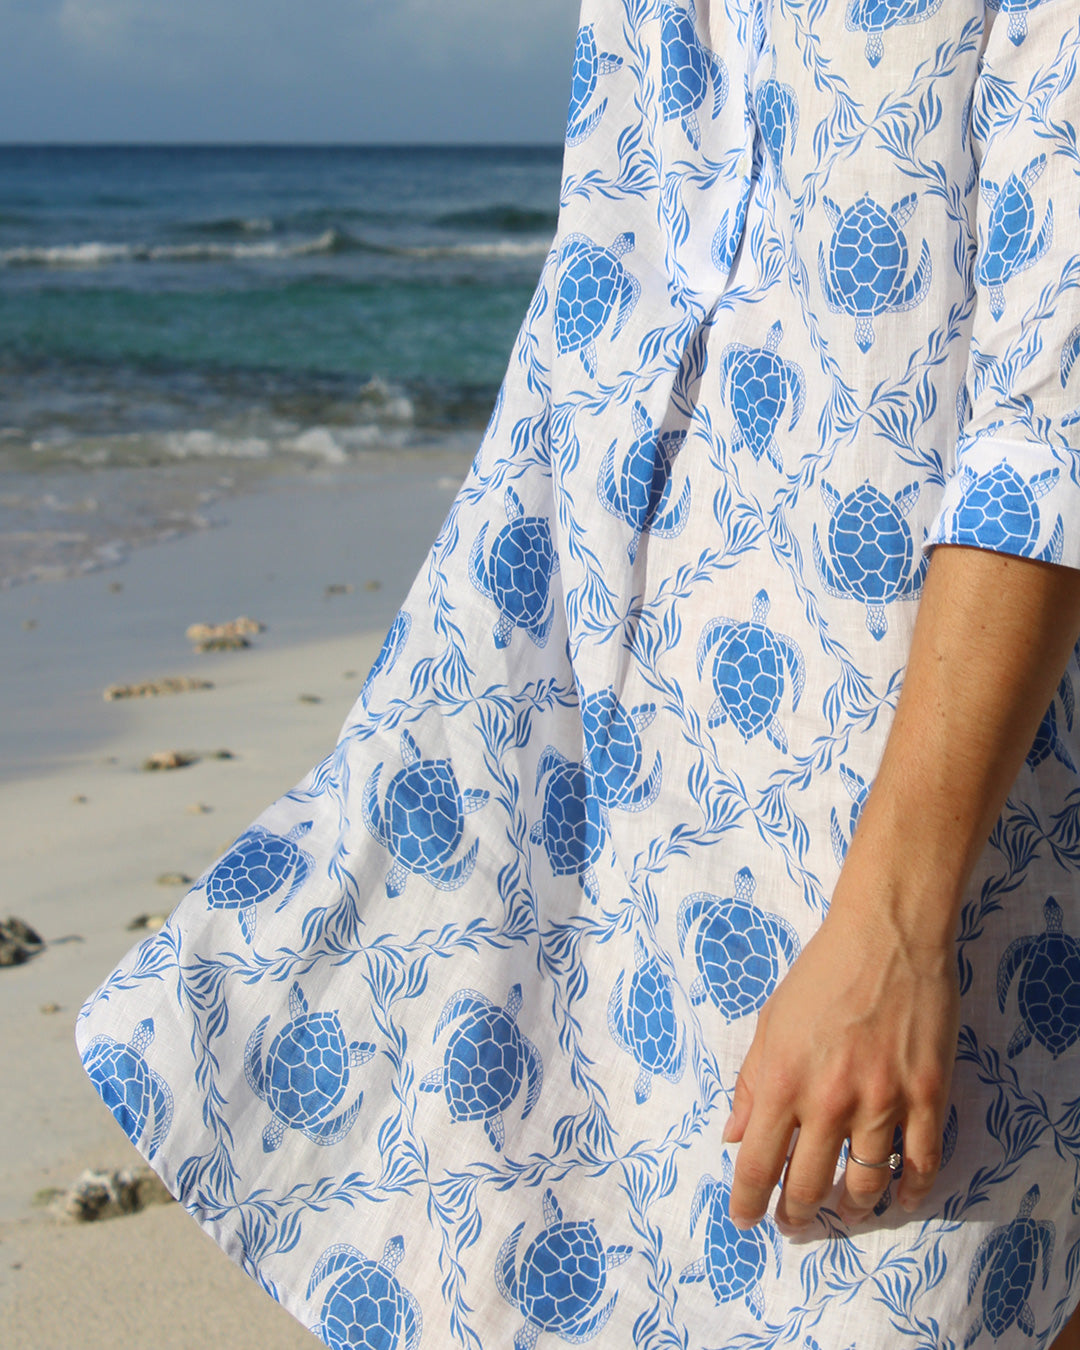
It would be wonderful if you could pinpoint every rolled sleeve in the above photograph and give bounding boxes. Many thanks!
[928,0,1080,569]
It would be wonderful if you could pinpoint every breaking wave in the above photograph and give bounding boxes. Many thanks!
[0,229,353,268]
[0,227,552,269]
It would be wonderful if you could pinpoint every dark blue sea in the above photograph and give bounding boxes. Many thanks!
[0,144,561,585]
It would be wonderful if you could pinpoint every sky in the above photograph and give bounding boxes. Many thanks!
[0,0,582,143]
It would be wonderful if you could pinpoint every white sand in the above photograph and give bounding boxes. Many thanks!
[4,1193,316,1348]
[0,459,466,1346]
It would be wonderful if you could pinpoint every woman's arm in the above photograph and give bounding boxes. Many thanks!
[723,542,1080,1231]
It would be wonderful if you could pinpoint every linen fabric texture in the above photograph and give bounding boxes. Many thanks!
[78,0,1080,1346]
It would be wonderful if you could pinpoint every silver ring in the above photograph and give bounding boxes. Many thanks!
[848,1149,902,1173]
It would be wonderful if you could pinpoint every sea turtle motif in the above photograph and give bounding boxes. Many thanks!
[813,479,927,640]
[81,1018,173,1160]
[566,24,622,145]
[679,1154,782,1319]
[696,590,805,752]
[307,1237,422,1350]
[554,231,641,378]
[608,932,685,1103]
[720,321,806,471]
[419,983,543,1152]
[677,867,800,1017]
[360,609,412,709]
[1027,671,1076,772]
[997,897,1080,1059]
[660,0,729,150]
[203,820,316,943]
[530,746,608,905]
[1060,320,1080,426]
[985,0,1045,47]
[963,1184,1055,1346]
[977,155,1053,321]
[949,460,1064,564]
[596,400,690,563]
[830,763,871,867]
[469,486,559,649]
[753,62,799,190]
[580,685,662,823]
[818,192,932,351]
[845,0,944,67]
[244,982,376,1152]
[362,729,489,898]
[496,1188,632,1349]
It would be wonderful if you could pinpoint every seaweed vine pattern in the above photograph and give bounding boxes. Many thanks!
[79,0,1080,1347]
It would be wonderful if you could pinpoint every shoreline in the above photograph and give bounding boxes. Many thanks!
[0,456,465,1344]
[0,451,469,781]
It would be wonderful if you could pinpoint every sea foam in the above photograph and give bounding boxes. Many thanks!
[0,228,552,269]
[396,239,553,261]
[0,229,347,268]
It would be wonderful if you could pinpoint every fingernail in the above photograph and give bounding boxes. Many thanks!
[721,1112,733,1142]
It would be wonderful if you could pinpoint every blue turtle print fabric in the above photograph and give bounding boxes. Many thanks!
[78,0,1080,1345]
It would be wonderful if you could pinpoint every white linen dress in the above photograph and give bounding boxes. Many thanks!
[78,0,1080,1345]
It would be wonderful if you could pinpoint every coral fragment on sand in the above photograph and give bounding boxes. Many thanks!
[104,676,212,701]
[185,616,265,651]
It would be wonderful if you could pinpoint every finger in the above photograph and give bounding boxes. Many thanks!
[723,1033,764,1145]
[777,1127,846,1228]
[728,1098,795,1230]
[839,1125,901,1223]
[896,1106,944,1213]
[723,1069,753,1146]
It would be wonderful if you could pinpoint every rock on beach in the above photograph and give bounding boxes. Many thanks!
[51,1166,173,1222]
[0,917,44,967]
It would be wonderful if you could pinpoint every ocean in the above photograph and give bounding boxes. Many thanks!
[0,144,562,587]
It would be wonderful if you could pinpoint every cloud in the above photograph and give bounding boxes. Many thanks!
[57,0,152,49]
[55,0,222,67]
[0,0,581,141]
[382,0,580,68]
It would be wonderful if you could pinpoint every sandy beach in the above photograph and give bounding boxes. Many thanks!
[0,455,468,1347]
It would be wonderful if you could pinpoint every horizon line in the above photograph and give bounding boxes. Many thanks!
[0,139,565,150]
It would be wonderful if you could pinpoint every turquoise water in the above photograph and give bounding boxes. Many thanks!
[0,144,561,584]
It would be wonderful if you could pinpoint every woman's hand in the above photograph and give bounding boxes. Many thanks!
[720,543,1080,1234]
[722,892,960,1230]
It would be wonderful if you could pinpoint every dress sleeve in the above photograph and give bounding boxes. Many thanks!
[927,0,1080,569]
